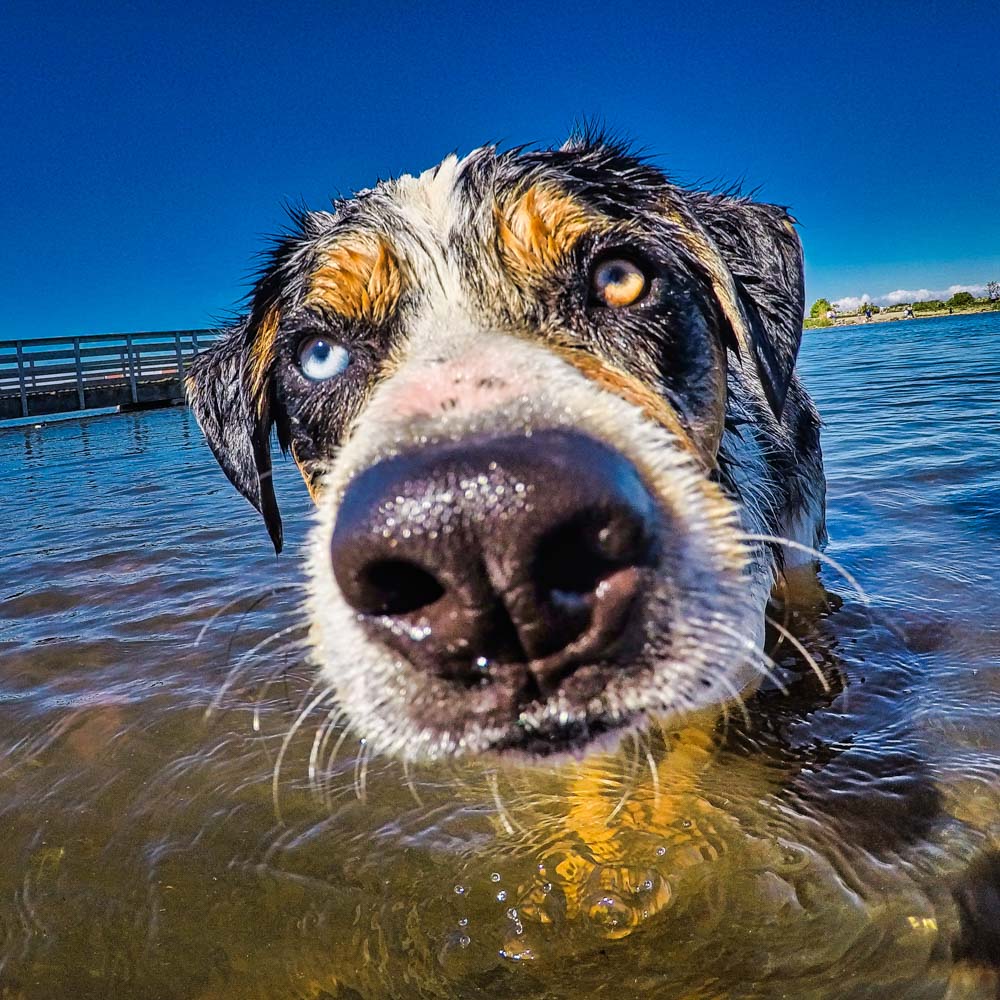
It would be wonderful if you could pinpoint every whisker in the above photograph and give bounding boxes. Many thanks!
[204,624,307,720]
[738,533,869,605]
[693,618,789,696]
[252,645,311,732]
[322,728,354,809]
[717,699,732,745]
[353,740,371,803]
[271,684,334,825]
[194,585,298,647]
[402,759,425,808]
[607,734,641,824]
[714,673,751,729]
[309,705,344,793]
[642,734,662,809]
[486,769,519,837]
[766,593,794,658]
[764,614,831,693]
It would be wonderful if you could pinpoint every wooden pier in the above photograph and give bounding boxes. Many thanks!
[0,330,217,421]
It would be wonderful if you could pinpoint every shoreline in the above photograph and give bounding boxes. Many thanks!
[806,304,998,330]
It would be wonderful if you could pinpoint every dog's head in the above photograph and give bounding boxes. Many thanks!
[188,137,806,760]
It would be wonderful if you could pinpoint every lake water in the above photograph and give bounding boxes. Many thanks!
[1,312,999,999]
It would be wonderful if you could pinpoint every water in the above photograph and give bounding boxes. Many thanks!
[1,313,998,999]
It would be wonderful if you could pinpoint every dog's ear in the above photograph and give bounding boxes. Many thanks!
[687,194,805,418]
[186,322,283,553]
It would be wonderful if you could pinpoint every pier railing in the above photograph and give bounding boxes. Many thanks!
[0,330,217,420]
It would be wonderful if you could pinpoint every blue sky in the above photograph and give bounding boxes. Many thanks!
[3,0,998,338]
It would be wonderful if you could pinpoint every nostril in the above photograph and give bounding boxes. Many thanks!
[357,559,445,616]
[534,513,652,598]
[536,517,603,598]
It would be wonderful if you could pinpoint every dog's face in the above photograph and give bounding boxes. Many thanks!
[189,138,808,761]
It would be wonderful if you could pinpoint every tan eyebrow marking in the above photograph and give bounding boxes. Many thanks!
[495,183,599,283]
[552,346,711,468]
[305,233,403,324]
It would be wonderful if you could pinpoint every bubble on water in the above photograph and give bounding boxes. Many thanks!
[656,846,666,857]
[499,943,534,962]
[454,884,466,895]
[459,935,471,948]
[642,879,653,892]
[506,907,518,920]
[490,872,501,883]
[496,889,507,902]
[541,882,552,894]
[458,917,468,927]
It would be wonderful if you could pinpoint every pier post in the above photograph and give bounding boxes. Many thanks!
[15,342,28,418]
[125,335,138,403]
[73,338,86,410]
[174,332,185,380]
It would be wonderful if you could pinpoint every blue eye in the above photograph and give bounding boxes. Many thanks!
[298,337,351,381]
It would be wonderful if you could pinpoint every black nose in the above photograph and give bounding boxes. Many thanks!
[329,430,660,696]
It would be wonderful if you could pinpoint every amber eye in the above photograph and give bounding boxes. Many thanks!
[591,257,648,308]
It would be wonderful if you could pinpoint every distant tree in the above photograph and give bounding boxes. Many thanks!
[859,301,880,314]
[809,298,832,318]
[987,281,1000,302]
[913,299,945,312]
[947,291,975,308]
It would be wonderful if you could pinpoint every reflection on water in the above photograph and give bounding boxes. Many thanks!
[1,313,999,999]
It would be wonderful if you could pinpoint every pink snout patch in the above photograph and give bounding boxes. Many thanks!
[382,351,529,422]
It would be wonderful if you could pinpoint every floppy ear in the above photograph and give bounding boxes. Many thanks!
[186,323,283,553]
[687,193,805,418]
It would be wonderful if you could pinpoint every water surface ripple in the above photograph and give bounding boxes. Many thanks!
[1,313,998,998]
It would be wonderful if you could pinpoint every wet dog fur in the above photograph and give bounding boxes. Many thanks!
[187,134,826,762]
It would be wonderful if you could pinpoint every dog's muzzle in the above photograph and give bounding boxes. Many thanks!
[329,430,662,713]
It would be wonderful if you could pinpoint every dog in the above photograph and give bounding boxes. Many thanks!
[187,133,826,764]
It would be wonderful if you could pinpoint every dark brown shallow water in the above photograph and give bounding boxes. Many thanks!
[1,313,999,999]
